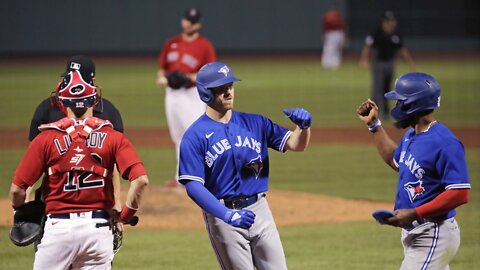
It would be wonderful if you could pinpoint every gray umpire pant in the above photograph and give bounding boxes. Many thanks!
[371,60,395,120]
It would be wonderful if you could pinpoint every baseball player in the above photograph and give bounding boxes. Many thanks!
[9,70,149,270]
[27,55,124,212]
[178,62,312,270]
[357,72,470,269]
[320,5,345,69]
[156,7,216,187]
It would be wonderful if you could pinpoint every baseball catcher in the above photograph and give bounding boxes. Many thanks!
[9,69,149,269]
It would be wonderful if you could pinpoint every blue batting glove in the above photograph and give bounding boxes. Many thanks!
[224,209,256,229]
[283,108,312,129]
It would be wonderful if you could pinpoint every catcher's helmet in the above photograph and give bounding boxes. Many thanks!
[196,62,240,104]
[58,70,97,109]
[385,72,441,121]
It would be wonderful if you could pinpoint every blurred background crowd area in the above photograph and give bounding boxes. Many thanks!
[1,0,478,56]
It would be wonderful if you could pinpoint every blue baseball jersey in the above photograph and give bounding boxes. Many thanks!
[392,122,471,220]
[178,111,292,199]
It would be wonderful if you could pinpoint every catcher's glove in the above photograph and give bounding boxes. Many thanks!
[10,200,46,247]
[113,224,123,254]
[166,71,192,89]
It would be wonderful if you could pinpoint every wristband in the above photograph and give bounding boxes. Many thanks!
[120,204,137,223]
[367,119,382,133]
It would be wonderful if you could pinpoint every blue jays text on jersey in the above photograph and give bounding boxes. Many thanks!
[205,135,262,167]
[179,111,292,200]
[392,122,470,220]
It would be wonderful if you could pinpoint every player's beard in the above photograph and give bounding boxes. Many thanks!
[184,29,199,37]
[183,24,201,37]
[223,99,234,110]
[394,118,415,129]
[394,110,433,129]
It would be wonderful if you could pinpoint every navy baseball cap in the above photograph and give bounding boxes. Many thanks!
[382,10,396,21]
[61,55,96,78]
[184,8,201,24]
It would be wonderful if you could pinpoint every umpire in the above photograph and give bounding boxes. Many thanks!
[359,11,415,120]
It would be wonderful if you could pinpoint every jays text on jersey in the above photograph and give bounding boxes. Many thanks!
[392,122,471,220]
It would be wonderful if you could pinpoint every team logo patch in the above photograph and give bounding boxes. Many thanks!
[245,155,263,179]
[69,153,86,166]
[218,65,230,77]
[404,180,425,203]
[69,84,86,95]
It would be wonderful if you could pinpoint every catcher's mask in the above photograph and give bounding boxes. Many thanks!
[196,62,240,104]
[57,70,98,110]
[385,72,441,122]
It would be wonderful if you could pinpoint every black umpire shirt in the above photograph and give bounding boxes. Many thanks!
[28,96,124,141]
[365,28,404,62]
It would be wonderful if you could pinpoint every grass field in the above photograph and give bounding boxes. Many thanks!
[1,56,479,128]
[0,56,479,269]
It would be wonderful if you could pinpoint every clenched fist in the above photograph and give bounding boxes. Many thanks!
[357,99,379,125]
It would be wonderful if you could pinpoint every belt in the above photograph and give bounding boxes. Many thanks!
[221,193,265,210]
[407,217,453,231]
[49,210,110,219]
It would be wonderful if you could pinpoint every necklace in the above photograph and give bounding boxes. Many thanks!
[423,120,437,133]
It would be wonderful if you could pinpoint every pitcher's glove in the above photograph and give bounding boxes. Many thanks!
[166,71,192,89]
[10,200,46,246]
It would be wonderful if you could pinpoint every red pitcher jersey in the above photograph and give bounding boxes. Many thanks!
[158,34,216,74]
[13,118,145,214]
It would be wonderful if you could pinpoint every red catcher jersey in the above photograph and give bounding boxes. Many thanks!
[158,34,216,75]
[13,124,145,214]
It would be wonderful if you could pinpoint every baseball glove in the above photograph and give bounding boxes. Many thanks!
[166,71,192,89]
[10,200,46,247]
[112,224,123,254]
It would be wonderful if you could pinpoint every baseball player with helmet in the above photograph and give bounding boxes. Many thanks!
[357,72,470,269]
[156,7,216,187]
[9,69,149,269]
[178,62,312,269]
[27,55,124,212]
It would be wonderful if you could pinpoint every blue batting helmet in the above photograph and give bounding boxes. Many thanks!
[385,72,441,121]
[196,62,240,104]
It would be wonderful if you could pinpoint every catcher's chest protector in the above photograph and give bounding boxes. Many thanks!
[39,117,112,177]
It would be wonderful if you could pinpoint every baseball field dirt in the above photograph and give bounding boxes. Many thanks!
[0,187,392,229]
